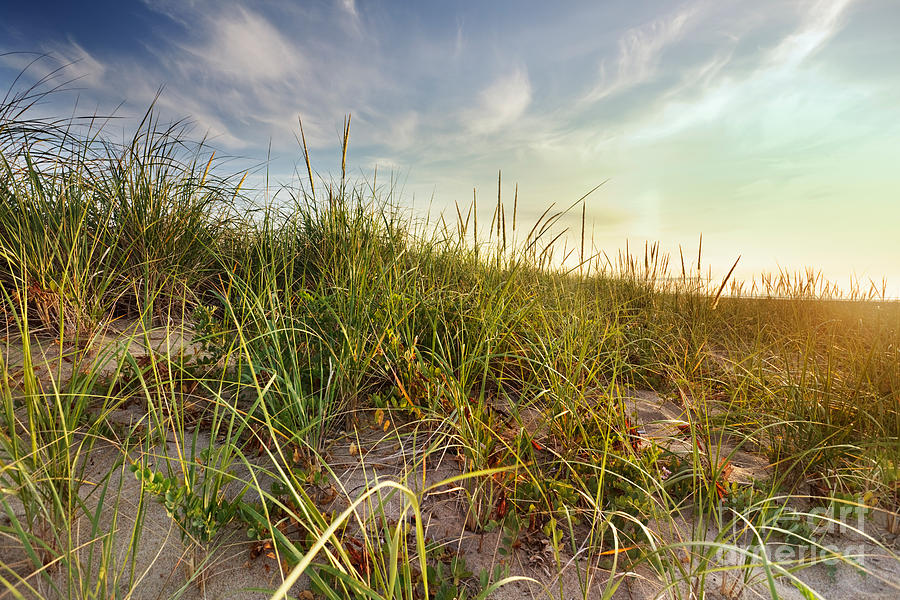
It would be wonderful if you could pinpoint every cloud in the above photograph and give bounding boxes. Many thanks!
[192,8,306,83]
[48,41,107,88]
[385,111,419,150]
[581,2,703,104]
[340,0,358,18]
[12,2,396,154]
[462,68,532,134]
[768,0,858,69]
[621,0,863,145]
[0,42,106,92]
[336,0,364,37]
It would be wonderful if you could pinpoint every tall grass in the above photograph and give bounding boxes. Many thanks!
[0,74,898,600]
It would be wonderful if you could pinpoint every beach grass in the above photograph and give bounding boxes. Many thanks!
[1,80,898,600]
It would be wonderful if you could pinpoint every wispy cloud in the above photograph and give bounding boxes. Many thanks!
[5,2,398,153]
[454,20,464,59]
[0,42,106,92]
[189,8,306,83]
[462,68,532,134]
[385,111,419,150]
[581,2,704,104]
[769,0,858,69]
[339,0,358,18]
[47,41,107,88]
[621,0,863,144]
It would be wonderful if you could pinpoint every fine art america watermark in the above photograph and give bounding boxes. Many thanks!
[712,499,873,569]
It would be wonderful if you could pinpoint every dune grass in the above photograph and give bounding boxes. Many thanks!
[0,81,898,600]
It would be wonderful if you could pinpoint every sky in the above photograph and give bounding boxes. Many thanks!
[2,0,899,295]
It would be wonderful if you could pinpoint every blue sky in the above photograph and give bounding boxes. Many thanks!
[2,0,899,294]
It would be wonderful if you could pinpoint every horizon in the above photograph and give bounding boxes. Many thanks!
[2,0,898,296]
